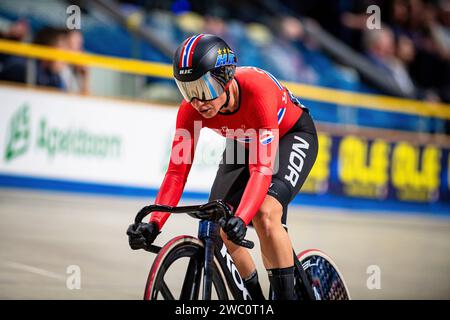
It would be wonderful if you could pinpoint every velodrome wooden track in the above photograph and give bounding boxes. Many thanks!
[0,189,448,299]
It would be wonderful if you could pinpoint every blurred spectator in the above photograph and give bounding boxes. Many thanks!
[283,0,344,38]
[33,27,68,90]
[274,15,318,84]
[405,0,450,102]
[0,18,30,80]
[60,30,90,95]
[432,0,450,57]
[363,25,416,97]
[279,15,305,41]
[10,0,443,103]
[292,0,450,102]
[387,0,410,35]
[0,26,74,91]
[0,18,29,42]
[204,15,228,38]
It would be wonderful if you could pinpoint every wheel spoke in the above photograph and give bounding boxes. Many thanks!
[160,280,175,300]
[179,257,201,300]
[148,239,229,300]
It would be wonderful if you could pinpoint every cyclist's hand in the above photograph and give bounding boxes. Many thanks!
[126,222,159,250]
[220,216,247,243]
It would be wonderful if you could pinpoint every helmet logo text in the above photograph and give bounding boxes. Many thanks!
[179,69,193,75]
[215,48,236,68]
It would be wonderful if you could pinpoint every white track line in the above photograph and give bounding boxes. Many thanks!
[3,261,66,281]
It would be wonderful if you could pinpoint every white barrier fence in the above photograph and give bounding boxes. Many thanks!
[0,86,225,194]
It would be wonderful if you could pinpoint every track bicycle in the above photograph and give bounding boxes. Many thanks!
[133,200,351,300]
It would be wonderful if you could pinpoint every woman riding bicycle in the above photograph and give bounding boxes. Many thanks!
[127,34,318,300]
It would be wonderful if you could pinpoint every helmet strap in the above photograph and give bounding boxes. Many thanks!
[219,89,230,111]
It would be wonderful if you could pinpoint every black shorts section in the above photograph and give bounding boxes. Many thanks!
[209,111,318,225]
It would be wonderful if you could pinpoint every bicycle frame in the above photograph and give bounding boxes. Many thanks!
[198,220,317,300]
[198,219,251,300]
[136,201,316,300]
[293,250,317,300]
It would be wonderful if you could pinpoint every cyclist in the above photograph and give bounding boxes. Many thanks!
[127,34,318,300]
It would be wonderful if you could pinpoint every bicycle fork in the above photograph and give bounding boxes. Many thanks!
[198,219,218,300]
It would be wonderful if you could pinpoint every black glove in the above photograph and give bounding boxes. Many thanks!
[220,216,247,243]
[127,221,159,251]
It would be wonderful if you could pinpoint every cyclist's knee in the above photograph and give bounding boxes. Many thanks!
[252,197,283,238]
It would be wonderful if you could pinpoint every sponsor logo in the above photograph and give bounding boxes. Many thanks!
[220,244,251,300]
[302,259,319,270]
[268,182,279,196]
[3,104,122,162]
[284,136,310,187]
[179,69,193,75]
[215,47,236,68]
[259,130,274,145]
[4,104,30,162]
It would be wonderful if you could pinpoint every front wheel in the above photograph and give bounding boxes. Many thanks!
[144,235,229,300]
[297,249,351,300]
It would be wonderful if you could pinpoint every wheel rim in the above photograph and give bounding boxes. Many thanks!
[298,250,351,300]
[145,239,228,300]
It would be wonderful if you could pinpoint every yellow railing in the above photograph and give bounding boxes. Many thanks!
[0,39,172,78]
[1,38,450,119]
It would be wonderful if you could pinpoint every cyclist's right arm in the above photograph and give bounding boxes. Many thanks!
[149,105,199,230]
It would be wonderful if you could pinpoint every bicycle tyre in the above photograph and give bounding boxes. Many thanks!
[144,235,229,300]
[297,249,351,300]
